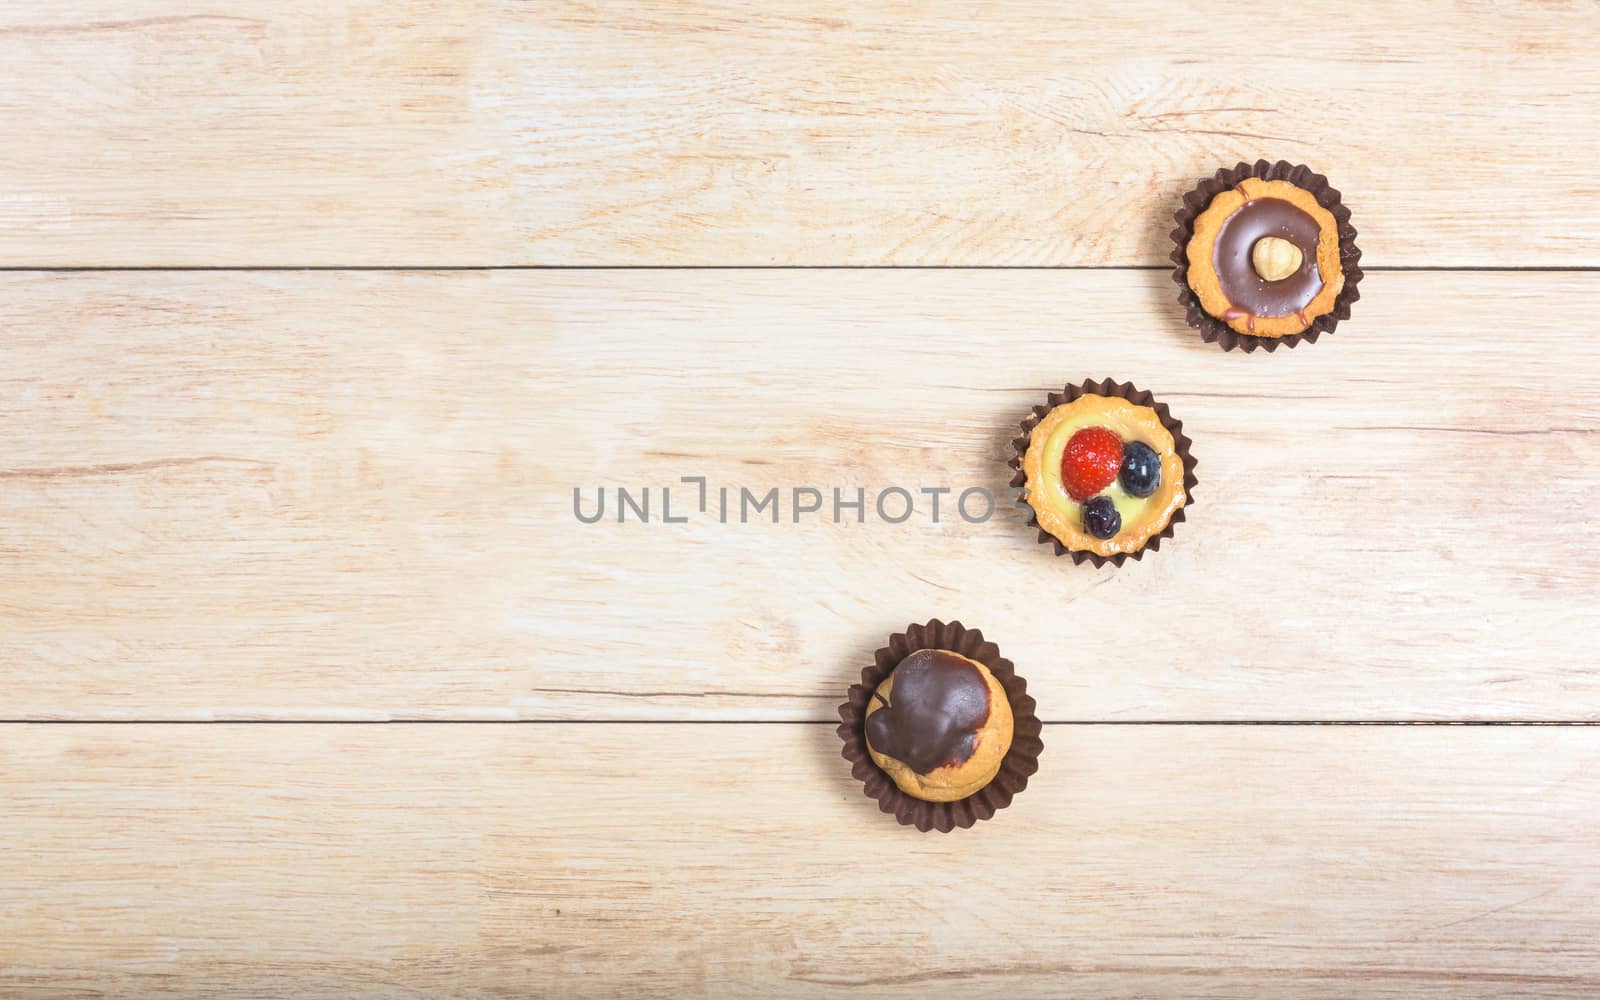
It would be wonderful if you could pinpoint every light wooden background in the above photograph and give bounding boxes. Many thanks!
[3,2,1599,997]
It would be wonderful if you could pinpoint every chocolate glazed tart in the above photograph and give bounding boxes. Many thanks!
[1172,160,1364,353]
[838,620,1042,832]
[1009,378,1198,566]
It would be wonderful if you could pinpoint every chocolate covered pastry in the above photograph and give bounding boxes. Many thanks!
[1171,160,1363,352]
[1185,177,1343,338]
[864,649,1013,802]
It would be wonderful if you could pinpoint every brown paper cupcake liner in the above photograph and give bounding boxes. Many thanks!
[1170,159,1363,353]
[1007,377,1198,566]
[837,619,1042,833]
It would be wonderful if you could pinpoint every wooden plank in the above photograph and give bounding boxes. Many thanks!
[2,723,1597,997]
[2,270,1597,721]
[2,1,1598,266]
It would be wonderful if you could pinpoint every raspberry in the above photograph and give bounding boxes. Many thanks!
[1060,426,1123,501]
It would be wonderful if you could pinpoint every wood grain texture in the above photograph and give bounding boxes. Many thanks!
[2,724,1597,998]
[3,269,1597,721]
[2,1,1599,266]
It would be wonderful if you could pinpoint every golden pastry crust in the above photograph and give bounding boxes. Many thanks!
[865,651,1013,803]
[1186,177,1344,338]
[1022,394,1186,558]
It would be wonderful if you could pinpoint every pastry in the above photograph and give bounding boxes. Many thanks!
[1185,176,1342,337]
[1171,160,1363,352]
[864,648,1013,802]
[1010,379,1196,563]
[838,619,1042,832]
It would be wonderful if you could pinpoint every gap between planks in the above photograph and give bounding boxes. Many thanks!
[1,265,1599,273]
[3,721,1599,726]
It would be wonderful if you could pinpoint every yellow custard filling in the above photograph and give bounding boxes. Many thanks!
[1022,395,1186,557]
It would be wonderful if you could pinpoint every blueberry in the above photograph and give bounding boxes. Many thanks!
[1119,440,1161,498]
[1083,495,1121,539]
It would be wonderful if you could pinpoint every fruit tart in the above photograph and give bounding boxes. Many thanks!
[1009,378,1197,565]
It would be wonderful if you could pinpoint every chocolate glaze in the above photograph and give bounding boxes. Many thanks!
[865,649,992,774]
[1213,196,1323,329]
